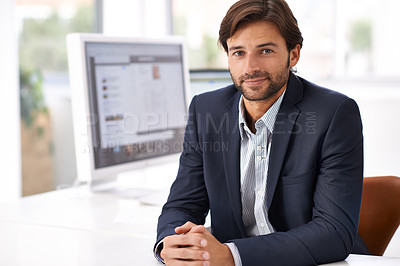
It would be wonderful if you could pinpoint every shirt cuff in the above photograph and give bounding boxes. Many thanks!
[225,242,242,266]
[153,239,165,264]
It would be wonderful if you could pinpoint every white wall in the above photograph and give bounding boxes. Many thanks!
[0,0,21,202]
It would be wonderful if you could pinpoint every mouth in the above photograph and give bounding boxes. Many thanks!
[243,78,267,87]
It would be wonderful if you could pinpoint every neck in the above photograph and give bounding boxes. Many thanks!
[243,86,286,133]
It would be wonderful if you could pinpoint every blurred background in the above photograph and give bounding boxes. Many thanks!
[2,0,399,198]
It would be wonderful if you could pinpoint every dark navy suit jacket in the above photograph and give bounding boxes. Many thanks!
[156,73,369,265]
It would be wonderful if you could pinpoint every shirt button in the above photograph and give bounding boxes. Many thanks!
[257,146,262,151]
[257,156,262,161]
[257,190,263,196]
[260,223,266,228]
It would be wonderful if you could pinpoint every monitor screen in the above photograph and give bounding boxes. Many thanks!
[67,34,189,187]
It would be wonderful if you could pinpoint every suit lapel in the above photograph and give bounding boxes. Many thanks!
[221,90,246,236]
[267,73,303,210]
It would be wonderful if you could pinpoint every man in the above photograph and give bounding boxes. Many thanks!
[155,0,369,265]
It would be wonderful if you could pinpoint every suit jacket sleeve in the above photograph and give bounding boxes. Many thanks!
[231,97,364,265]
[156,95,209,243]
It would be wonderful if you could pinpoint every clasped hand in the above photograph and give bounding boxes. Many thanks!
[161,222,235,266]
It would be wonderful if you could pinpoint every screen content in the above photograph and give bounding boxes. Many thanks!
[84,42,187,169]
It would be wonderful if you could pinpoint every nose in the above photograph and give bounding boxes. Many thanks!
[243,53,261,74]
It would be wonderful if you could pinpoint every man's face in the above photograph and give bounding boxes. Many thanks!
[227,21,298,101]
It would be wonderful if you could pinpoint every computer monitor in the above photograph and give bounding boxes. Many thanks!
[67,33,190,196]
[189,69,232,98]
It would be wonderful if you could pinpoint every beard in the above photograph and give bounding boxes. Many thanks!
[231,57,291,102]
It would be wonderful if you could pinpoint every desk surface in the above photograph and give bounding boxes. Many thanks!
[321,254,400,265]
[0,187,399,266]
[0,220,159,266]
[0,186,161,239]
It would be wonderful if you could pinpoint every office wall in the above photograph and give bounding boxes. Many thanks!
[0,0,21,202]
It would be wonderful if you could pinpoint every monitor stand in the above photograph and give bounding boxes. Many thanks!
[91,160,178,206]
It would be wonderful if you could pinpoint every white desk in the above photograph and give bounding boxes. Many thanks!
[0,186,161,239]
[0,221,158,266]
[321,254,400,265]
[0,187,399,266]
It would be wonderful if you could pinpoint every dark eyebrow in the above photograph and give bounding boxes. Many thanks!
[228,46,244,52]
[228,42,278,52]
[257,42,278,48]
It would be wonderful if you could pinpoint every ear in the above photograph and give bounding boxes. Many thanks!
[289,44,301,67]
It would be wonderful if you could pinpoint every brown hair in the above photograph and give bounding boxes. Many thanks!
[218,0,303,52]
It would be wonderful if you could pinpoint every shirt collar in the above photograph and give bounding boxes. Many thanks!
[238,89,286,139]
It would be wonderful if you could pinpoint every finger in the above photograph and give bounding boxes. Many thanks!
[175,221,197,234]
[164,234,207,249]
[189,225,208,234]
[161,246,210,262]
[164,259,210,266]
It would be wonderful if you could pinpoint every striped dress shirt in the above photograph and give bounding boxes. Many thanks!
[226,90,286,266]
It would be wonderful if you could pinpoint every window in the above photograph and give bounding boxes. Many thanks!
[288,0,400,79]
[172,0,236,69]
[16,0,97,196]
[173,0,400,79]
